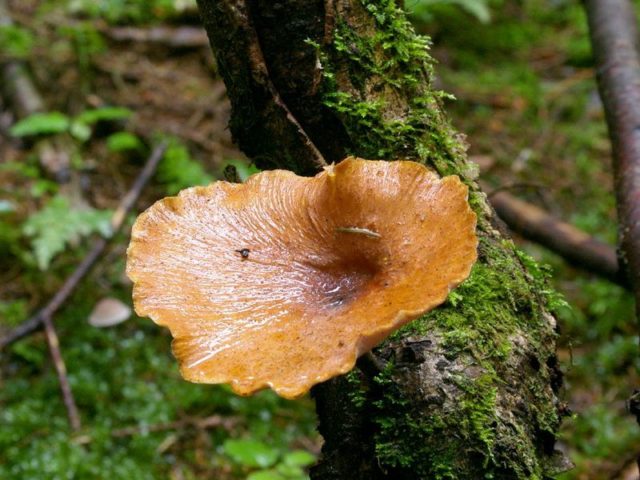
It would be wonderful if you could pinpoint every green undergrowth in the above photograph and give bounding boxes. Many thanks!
[0,142,315,478]
[0,281,317,478]
[0,120,314,478]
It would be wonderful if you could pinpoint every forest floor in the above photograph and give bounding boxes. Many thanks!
[0,0,638,479]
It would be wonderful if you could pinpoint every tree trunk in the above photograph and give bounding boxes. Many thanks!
[196,1,569,477]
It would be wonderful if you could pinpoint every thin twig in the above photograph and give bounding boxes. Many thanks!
[42,314,82,431]
[0,142,168,350]
[72,415,240,445]
[103,26,209,48]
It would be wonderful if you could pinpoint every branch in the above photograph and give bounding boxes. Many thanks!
[0,142,167,350]
[72,415,239,445]
[584,0,640,314]
[103,26,209,48]
[42,314,82,431]
[490,190,625,287]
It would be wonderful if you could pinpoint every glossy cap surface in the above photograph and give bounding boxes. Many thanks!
[126,158,477,398]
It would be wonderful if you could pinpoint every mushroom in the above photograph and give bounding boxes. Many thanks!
[88,297,132,328]
[126,157,477,399]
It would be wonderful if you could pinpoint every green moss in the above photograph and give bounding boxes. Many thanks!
[360,234,561,478]
[318,0,467,177]
[455,373,498,459]
[395,236,551,359]
[515,249,570,315]
[371,363,458,479]
[369,363,507,479]
[376,237,558,478]
[346,369,368,409]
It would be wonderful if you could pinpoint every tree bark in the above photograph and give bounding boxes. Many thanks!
[196,1,569,477]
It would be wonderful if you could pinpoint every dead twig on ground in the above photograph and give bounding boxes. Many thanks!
[104,26,209,48]
[72,415,240,445]
[0,62,44,118]
[42,314,82,431]
[0,142,168,350]
[490,189,625,287]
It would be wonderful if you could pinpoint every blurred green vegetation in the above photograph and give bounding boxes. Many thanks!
[0,0,638,478]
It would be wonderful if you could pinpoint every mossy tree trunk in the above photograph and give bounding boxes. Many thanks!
[196,1,569,477]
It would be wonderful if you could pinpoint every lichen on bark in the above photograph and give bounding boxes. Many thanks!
[196,0,570,477]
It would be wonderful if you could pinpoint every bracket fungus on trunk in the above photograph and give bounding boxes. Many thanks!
[126,158,478,399]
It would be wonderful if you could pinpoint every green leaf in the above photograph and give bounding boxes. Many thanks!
[275,463,307,479]
[223,439,279,468]
[22,195,113,270]
[69,120,92,142]
[157,140,213,194]
[10,340,46,367]
[75,107,132,125]
[407,0,491,24]
[30,180,58,198]
[10,112,70,137]
[282,450,316,468]
[247,470,285,480]
[0,25,34,58]
[107,132,144,153]
[0,300,28,327]
[450,0,490,23]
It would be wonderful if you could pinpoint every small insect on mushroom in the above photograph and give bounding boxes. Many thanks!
[335,226,382,239]
[235,248,250,259]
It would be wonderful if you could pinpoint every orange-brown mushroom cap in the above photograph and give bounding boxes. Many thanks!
[126,157,478,399]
